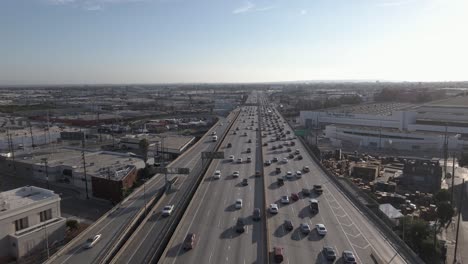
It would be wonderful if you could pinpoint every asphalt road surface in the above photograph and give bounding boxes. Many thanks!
[160,105,267,264]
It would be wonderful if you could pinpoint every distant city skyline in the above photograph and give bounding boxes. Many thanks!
[1,0,467,85]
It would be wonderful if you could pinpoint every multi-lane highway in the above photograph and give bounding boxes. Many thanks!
[160,105,266,264]
[259,97,406,263]
[46,112,236,264]
[110,109,242,263]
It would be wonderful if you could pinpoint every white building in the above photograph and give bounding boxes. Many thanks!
[299,108,468,152]
[0,186,66,260]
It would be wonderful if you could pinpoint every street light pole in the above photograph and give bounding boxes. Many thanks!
[44,223,49,259]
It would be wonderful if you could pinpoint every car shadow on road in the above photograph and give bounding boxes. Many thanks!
[165,243,187,258]
[220,226,242,239]
[291,228,306,241]
[298,206,312,219]
[268,182,281,190]
[225,204,238,212]
[308,232,324,241]
[273,225,289,238]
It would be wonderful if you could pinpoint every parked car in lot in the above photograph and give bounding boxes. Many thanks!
[84,234,102,249]
[280,195,290,204]
[322,246,337,261]
[277,177,284,186]
[232,171,240,178]
[276,167,281,174]
[303,166,310,172]
[265,160,271,166]
[286,171,293,179]
[302,188,311,196]
[283,158,288,163]
[273,157,279,162]
[227,143,232,148]
[229,155,235,162]
[255,171,262,177]
[183,233,196,250]
[297,155,303,160]
[237,158,243,163]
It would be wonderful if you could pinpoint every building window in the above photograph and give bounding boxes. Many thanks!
[39,209,53,222]
[14,217,29,231]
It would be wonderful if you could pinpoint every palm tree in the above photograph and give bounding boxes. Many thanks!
[139,138,149,165]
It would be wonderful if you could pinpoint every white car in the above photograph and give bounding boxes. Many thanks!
[162,205,174,216]
[300,223,311,234]
[84,234,101,249]
[212,131,217,135]
[296,171,302,178]
[232,171,240,178]
[229,155,235,162]
[283,158,288,163]
[237,158,243,163]
[213,170,221,179]
[269,203,279,214]
[316,224,327,236]
[303,166,310,172]
[280,195,290,204]
[286,171,293,179]
[235,199,243,209]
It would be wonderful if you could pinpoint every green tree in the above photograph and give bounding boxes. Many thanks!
[138,138,149,165]
[66,219,78,230]
[434,189,450,204]
[437,202,454,228]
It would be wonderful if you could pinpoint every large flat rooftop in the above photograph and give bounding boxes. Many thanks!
[0,186,58,214]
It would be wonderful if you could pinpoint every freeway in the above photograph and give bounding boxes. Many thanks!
[45,112,236,264]
[159,105,266,264]
[260,97,406,263]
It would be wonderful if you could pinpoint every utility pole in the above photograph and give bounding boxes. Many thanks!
[444,125,448,178]
[29,122,35,150]
[41,158,49,189]
[44,223,50,259]
[451,154,456,205]
[453,179,464,263]
[81,138,89,199]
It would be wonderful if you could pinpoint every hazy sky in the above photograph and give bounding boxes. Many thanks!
[1,0,467,85]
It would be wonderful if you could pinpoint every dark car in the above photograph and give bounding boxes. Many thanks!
[277,178,284,186]
[322,246,337,261]
[291,193,299,201]
[342,250,357,264]
[284,220,293,231]
[286,148,292,152]
[314,184,323,194]
[236,217,246,233]
[288,154,294,159]
[247,148,251,153]
[302,188,311,196]
[242,178,248,186]
[183,233,196,250]
[297,155,303,160]
[248,139,252,143]
[255,171,262,177]
[276,167,281,174]
[278,145,283,149]
[253,208,261,221]
[272,146,277,150]
[227,143,232,148]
